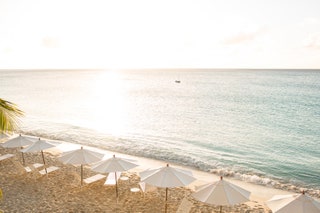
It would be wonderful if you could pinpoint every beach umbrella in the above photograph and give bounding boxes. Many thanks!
[91,154,139,198]
[266,191,320,213]
[1,134,35,165]
[192,176,251,213]
[59,146,104,185]
[21,138,57,174]
[140,164,196,213]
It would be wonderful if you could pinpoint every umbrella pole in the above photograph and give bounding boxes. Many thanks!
[165,187,168,213]
[41,150,47,174]
[220,205,222,213]
[81,164,83,186]
[115,172,118,199]
[21,152,25,166]
[21,147,25,166]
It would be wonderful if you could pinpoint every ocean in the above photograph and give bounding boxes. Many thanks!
[1,69,319,196]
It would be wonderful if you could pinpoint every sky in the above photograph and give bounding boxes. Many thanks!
[0,0,320,69]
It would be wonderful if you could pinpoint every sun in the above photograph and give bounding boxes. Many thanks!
[89,70,128,136]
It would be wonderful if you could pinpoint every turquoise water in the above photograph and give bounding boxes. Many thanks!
[1,69,319,195]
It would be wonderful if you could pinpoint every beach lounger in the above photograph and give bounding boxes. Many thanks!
[0,154,14,162]
[138,182,158,198]
[176,197,193,213]
[104,172,121,185]
[24,163,44,173]
[39,166,59,175]
[83,174,106,184]
[139,182,157,193]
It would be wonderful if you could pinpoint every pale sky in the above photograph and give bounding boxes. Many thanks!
[1,0,320,69]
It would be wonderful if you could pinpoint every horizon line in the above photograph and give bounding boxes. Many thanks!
[1,68,320,71]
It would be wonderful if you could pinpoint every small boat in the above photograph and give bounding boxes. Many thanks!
[175,80,181,83]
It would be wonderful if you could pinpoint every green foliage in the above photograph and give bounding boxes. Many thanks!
[0,98,24,133]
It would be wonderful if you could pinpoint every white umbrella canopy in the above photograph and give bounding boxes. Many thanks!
[1,134,35,165]
[21,138,58,174]
[140,164,195,188]
[192,176,251,213]
[21,138,56,153]
[60,146,104,165]
[140,164,196,213]
[91,154,138,173]
[91,154,139,197]
[59,146,104,185]
[266,191,320,213]
[1,134,35,148]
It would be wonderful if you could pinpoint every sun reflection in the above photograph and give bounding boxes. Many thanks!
[89,70,127,136]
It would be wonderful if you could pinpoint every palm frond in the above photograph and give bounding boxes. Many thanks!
[0,98,24,133]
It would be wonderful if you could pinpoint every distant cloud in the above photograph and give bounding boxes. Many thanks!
[223,28,265,45]
[304,32,320,50]
[42,37,60,48]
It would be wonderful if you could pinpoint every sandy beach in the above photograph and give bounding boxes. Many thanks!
[0,138,316,212]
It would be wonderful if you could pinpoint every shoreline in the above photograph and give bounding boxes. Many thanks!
[3,134,319,199]
[53,137,320,199]
[1,134,319,212]
[37,137,313,199]
[20,127,320,198]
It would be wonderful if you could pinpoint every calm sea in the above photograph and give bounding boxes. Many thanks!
[1,69,319,195]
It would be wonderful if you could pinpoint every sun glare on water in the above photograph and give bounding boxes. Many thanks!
[89,70,128,136]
